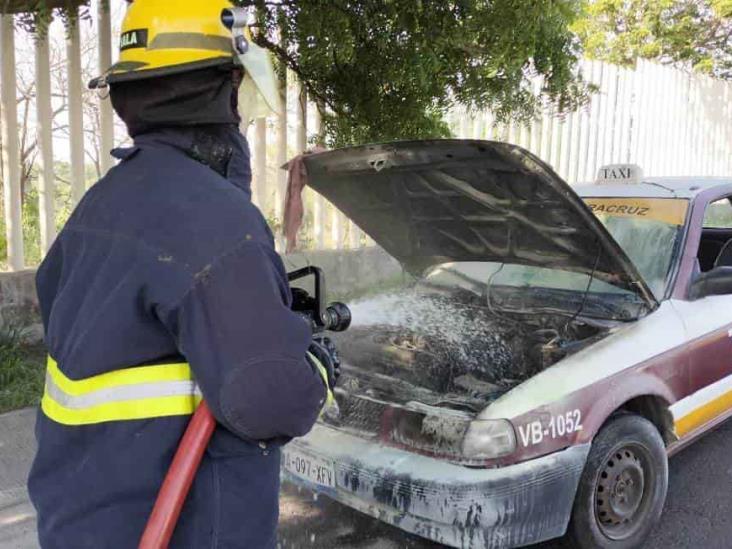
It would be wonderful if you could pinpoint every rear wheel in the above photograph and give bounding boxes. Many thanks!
[567,414,668,549]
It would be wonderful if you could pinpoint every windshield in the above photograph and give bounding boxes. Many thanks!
[421,197,688,319]
[421,262,645,319]
[584,197,688,298]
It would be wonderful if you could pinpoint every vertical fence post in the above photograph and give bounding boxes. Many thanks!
[705,78,716,175]
[473,112,485,139]
[558,112,573,180]
[348,222,362,249]
[35,30,56,255]
[296,86,308,154]
[576,60,592,182]
[274,69,287,251]
[312,106,326,249]
[293,83,313,249]
[549,111,562,171]
[0,16,25,270]
[567,111,581,184]
[507,119,517,145]
[98,0,114,175]
[586,61,604,180]
[539,110,552,163]
[67,14,86,204]
[331,205,342,249]
[606,65,619,163]
[595,63,611,168]
[723,81,729,174]
[458,108,469,137]
[576,105,589,183]
[616,68,632,165]
[665,66,681,175]
[709,78,723,175]
[628,61,643,171]
[690,72,702,174]
[253,117,268,211]
[645,63,663,173]
[529,115,541,156]
[517,121,530,150]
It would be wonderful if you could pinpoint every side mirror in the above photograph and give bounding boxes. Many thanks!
[689,266,732,300]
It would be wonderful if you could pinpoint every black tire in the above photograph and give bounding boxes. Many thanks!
[567,414,668,549]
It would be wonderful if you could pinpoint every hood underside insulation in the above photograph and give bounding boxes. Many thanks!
[303,140,656,308]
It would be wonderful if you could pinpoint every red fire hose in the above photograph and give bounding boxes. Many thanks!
[138,402,217,549]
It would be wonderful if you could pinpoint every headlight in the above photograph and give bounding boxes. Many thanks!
[461,419,516,459]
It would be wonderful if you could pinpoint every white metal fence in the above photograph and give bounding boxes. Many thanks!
[1,8,732,272]
[448,59,732,184]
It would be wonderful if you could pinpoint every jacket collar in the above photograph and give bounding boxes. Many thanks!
[115,126,252,198]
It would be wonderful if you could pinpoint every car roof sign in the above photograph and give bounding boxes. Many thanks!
[596,164,644,185]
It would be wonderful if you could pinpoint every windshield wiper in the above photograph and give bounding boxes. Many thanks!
[642,181,678,197]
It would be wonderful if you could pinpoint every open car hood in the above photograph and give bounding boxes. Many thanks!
[303,140,657,309]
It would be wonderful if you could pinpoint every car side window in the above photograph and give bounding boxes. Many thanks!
[703,198,732,228]
[698,197,732,273]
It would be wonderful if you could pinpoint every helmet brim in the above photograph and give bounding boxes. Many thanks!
[89,56,234,90]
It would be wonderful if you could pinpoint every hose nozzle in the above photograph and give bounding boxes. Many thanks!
[322,302,352,332]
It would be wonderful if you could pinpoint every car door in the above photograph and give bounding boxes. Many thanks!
[671,195,732,437]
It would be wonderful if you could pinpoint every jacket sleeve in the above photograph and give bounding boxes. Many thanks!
[171,240,327,441]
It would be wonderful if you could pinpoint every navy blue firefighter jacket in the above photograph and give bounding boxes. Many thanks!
[28,126,327,549]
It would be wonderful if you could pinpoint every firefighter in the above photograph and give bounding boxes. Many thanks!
[27,1,337,547]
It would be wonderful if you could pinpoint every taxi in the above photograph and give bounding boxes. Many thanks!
[281,140,732,549]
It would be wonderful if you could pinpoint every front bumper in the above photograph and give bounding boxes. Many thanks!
[282,424,590,549]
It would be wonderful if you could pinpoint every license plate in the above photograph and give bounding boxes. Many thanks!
[283,448,336,489]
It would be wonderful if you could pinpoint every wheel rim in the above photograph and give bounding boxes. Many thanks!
[594,443,655,540]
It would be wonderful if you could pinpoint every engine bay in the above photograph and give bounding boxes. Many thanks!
[330,289,612,417]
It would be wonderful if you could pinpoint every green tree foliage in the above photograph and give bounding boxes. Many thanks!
[238,0,589,146]
[574,0,732,78]
[713,0,732,17]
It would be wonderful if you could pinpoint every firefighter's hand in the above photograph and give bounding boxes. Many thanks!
[308,336,340,390]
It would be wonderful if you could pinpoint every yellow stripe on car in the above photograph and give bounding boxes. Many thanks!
[674,388,732,437]
[671,370,732,437]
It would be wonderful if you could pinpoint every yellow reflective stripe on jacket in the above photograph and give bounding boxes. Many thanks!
[306,352,335,411]
[41,393,203,426]
[41,356,201,426]
[46,357,193,396]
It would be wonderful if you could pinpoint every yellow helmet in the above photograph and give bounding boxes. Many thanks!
[90,0,236,89]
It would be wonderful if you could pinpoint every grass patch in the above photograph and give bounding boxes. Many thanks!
[0,330,46,414]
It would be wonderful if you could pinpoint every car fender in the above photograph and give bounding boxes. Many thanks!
[500,368,678,466]
[477,303,687,466]
[573,371,676,445]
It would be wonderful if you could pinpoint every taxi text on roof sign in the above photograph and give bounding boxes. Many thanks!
[596,164,644,185]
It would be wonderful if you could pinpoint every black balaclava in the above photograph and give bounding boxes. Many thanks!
[110,65,241,137]
[109,66,250,181]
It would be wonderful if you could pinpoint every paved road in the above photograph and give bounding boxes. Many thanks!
[3,408,732,548]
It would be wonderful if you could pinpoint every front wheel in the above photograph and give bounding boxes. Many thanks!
[567,414,668,549]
